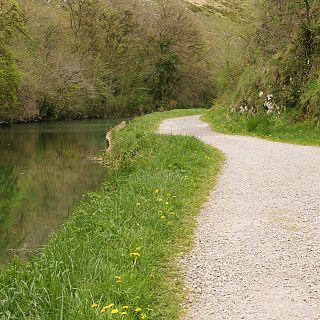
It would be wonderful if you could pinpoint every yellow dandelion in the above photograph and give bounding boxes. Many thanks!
[103,303,114,309]
[135,307,142,313]
[140,314,147,319]
[111,309,119,314]
[160,216,166,220]
[100,309,106,313]
[121,311,128,315]
[122,306,129,310]
[115,276,122,283]
[130,252,141,258]
[91,303,98,309]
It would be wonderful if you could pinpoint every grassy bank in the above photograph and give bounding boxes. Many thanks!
[0,109,223,320]
[203,106,320,146]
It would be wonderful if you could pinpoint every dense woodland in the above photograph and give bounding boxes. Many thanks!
[0,0,215,122]
[0,0,319,124]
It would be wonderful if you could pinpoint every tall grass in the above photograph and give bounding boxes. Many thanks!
[203,105,320,146]
[0,109,223,320]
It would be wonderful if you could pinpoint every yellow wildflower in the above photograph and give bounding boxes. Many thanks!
[100,309,106,313]
[122,306,129,310]
[103,304,114,309]
[111,309,119,314]
[115,276,122,283]
[140,314,147,319]
[121,311,128,315]
[135,307,142,313]
[130,252,141,258]
[160,216,166,220]
[158,198,163,202]
[91,303,98,309]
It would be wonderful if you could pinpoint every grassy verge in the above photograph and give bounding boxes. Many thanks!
[203,105,320,146]
[0,109,223,320]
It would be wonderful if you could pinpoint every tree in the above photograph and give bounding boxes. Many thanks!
[146,0,215,107]
[0,0,25,114]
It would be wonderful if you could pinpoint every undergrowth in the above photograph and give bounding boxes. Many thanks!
[0,109,223,320]
[203,105,320,146]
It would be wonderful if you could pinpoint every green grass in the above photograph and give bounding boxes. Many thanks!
[0,109,223,320]
[203,105,320,146]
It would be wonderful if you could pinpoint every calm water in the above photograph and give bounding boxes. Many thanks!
[0,119,121,266]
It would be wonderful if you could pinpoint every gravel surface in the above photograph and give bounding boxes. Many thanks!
[158,115,320,320]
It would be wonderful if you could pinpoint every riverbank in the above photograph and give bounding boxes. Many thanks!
[0,119,120,266]
[203,106,320,146]
[0,115,128,127]
[0,109,223,319]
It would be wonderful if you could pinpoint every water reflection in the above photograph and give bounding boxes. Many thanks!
[0,120,120,265]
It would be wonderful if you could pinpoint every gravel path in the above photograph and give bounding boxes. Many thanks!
[158,115,320,320]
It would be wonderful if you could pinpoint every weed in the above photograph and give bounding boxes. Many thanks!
[203,105,320,145]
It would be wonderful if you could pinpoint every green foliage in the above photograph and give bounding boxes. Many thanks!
[204,105,320,145]
[152,53,179,106]
[186,0,258,99]
[301,74,320,120]
[0,0,25,116]
[219,0,320,124]
[0,49,21,109]
[0,0,26,42]
[0,109,223,319]
[0,0,216,122]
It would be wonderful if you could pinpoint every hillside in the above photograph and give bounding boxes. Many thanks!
[186,0,319,126]
[206,0,320,124]
[183,0,258,95]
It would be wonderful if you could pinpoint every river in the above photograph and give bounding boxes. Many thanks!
[0,119,121,266]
